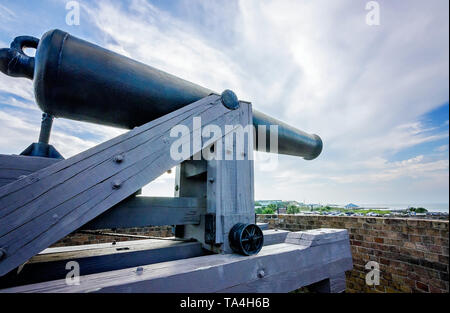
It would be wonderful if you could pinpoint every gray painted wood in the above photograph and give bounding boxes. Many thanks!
[261,229,290,246]
[308,272,347,293]
[81,196,204,229]
[183,161,207,178]
[0,228,280,288]
[0,239,205,289]
[0,94,243,277]
[181,101,255,253]
[257,222,269,230]
[0,228,352,293]
[0,155,61,187]
[174,161,207,246]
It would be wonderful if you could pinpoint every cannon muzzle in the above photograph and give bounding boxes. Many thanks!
[0,29,322,160]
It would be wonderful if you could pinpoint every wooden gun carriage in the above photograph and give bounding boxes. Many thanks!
[0,30,352,292]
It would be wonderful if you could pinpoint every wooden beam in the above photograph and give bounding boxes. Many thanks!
[0,239,205,289]
[182,160,207,178]
[261,229,289,245]
[0,94,243,277]
[0,229,352,293]
[0,229,283,288]
[180,100,255,253]
[81,196,204,230]
[0,155,61,187]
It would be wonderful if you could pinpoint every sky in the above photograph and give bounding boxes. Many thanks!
[0,0,448,206]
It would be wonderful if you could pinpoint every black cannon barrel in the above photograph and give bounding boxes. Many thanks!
[0,29,322,160]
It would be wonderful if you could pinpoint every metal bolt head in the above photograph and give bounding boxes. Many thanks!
[0,248,6,260]
[175,185,179,191]
[112,180,122,189]
[136,266,144,275]
[220,89,240,110]
[114,154,124,163]
[257,270,265,278]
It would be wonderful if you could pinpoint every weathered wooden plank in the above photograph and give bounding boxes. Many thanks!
[261,229,290,245]
[181,102,254,253]
[0,179,15,188]
[0,155,61,172]
[257,222,269,230]
[0,94,243,277]
[0,155,61,187]
[0,239,205,289]
[0,95,216,209]
[212,102,254,250]
[183,160,207,178]
[173,160,208,246]
[0,229,352,293]
[81,196,204,230]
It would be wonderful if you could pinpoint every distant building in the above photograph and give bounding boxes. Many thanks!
[345,203,359,209]
[257,200,282,206]
[278,208,287,214]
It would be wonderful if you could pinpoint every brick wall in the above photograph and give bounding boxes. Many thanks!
[257,214,449,293]
[51,215,449,293]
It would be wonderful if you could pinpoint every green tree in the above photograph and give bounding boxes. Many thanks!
[261,208,275,214]
[267,204,277,210]
[287,205,300,214]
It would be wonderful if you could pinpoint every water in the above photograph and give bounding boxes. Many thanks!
[356,203,449,213]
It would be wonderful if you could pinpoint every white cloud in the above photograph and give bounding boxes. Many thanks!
[0,3,16,21]
[0,0,448,203]
[435,144,449,152]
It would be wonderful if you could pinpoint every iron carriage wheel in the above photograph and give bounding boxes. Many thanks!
[229,223,264,256]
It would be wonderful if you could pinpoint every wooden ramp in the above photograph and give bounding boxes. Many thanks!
[0,94,245,277]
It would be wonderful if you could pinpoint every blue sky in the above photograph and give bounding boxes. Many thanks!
[0,0,448,206]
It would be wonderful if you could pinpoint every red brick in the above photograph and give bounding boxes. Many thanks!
[416,281,429,292]
[374,237,384,244]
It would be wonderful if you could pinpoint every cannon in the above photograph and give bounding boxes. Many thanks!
[0,30,350,291]
[0,29,322,160]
